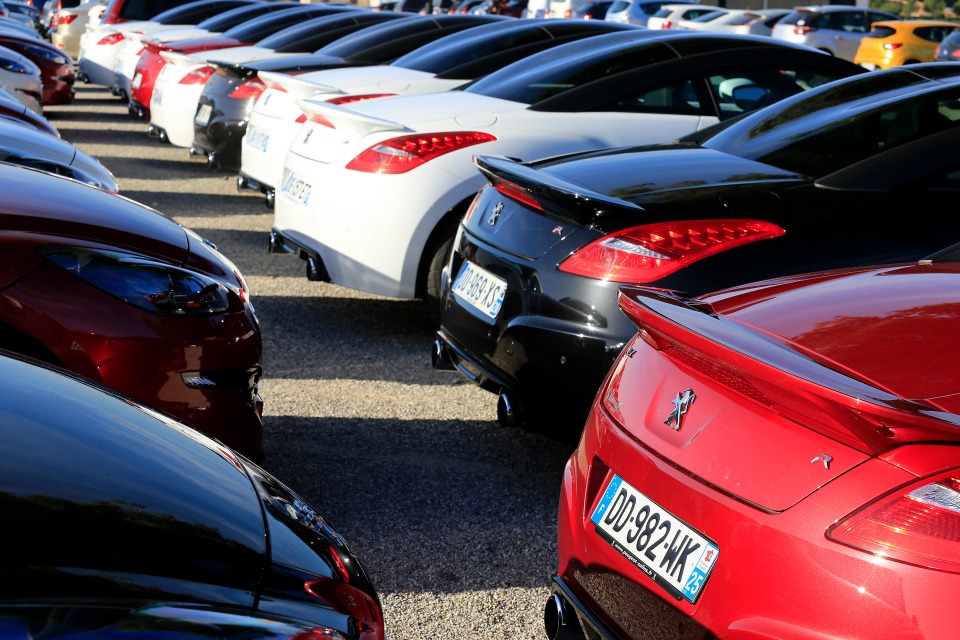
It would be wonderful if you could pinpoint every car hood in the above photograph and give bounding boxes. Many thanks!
[533,145,807,205]
[704,263,960,413]
[0,163,189,285]
[0,119,116,191]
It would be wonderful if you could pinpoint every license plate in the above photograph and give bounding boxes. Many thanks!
[451,260,506,322]
[245,126,270,153]
[280,171,312,206]
[132,72,142,90]
[195,104,212,127]
[591,474,719,604]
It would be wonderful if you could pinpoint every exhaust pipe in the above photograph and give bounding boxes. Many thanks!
[306,255,328,282]
[497,392,520,429]
[237,174,248,192]
[431,339,455,371]
[206,151,219,169]
[264,189,275,210]
[544,594,584,640]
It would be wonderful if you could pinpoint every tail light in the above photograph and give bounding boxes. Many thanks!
[661,20,672,28]
[97,32,125,46]
[558,219,784,283]
[326,93,395,105]
[491,176,542,211]
[57,13,77,25]
[828,470,960,573]
[178,65,216,85]
[563,9,571,17]
[883,42,904,50]
[229,77,266,100]
[345,131,496,174]
[295,112,307,123]
[793,25,813,35]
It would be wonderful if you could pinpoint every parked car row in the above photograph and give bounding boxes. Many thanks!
[7,1,960,639]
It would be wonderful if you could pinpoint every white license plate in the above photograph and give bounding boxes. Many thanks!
[591,474,719,604]
[245,126,270,153]
[195,103,212,127]
[280,171,312,206]
[132,72,142,90]
[451,260,506,321]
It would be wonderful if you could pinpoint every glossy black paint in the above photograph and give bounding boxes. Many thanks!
[192,13,509,170]
[437,64,960,438]
[0,351,381,638]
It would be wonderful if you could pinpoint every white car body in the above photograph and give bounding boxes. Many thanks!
[273,91,715,300]
[0,44,42,113]
[676,8,727,30]
[52,0,105,59]
[692,8,790,36]
[241,66,470,197]
[149,46,296,148]
[79,22,209,91]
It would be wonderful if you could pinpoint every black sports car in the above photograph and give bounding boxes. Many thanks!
[1,351,383,640]
[435,63,960,439]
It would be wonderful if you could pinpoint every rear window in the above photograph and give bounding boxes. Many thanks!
[705,73,960,177]
[114,0,196,21]
[866,25,897,38]
[725,11,761,26]
[467,38,674,104]
[607,0,629,12]
[778,10,820,27]
[915,25,955,43]
[196,4,296,31]
[394,24,554,74]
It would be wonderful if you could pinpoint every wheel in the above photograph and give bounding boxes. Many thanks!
[419,216,460,325]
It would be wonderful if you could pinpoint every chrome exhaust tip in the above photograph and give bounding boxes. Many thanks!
[497,392,519,429]
[237,174,248,192]
[306,256,324,281]
[431,339,455,371]
[544,593,584,640]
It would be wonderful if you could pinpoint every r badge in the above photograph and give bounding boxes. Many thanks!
[665,389,695,431]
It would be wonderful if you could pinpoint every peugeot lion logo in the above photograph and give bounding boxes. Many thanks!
[665,388,696,431]
[487,202,504,226]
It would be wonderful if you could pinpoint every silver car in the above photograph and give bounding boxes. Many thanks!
[693,8,791,36]
[771,5,900,61]
[605,0,692,26]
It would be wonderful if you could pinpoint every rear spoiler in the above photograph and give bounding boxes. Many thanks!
[159,51,205,69]
[295,98,408,138]
[259,70,340,100]
[618,286,960,455]
[473,154,643,226]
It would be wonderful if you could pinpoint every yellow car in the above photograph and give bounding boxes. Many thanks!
[855,19,958,69]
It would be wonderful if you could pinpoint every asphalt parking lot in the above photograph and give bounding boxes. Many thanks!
[45,82,575,640]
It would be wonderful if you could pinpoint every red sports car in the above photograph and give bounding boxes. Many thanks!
[0,163,264,459]
[549,250,960,640]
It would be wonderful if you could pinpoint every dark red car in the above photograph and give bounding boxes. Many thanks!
[550,251,960,640]
[130,3,357,118]
[0,163,264,459]
[0,33,74,105]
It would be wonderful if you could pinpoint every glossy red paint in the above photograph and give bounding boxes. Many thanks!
[0,35,74,105]
[0,165,264,459]
[130,36,246,116]
[557,261,960,639]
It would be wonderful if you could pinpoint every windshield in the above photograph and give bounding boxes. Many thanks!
[704,70,960,177]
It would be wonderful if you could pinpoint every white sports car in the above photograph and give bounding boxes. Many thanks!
[240,18,639,204]
[269,31,863,315]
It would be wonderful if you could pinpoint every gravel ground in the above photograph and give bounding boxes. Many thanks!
[45,83,575,640]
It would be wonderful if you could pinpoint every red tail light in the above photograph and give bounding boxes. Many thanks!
[793,25,813,35]
[345,131,496,174]
[58,13,78,25]
[563,9,571,17]
[829,471,960,573]
[97,32,125,46]
[295,113,307,123]
[559,219,785,283]
[178,65,215,85]
[325,93,396,105]
[662,20,672,28]
[229,77,266,100]
[883,42,904,50]
[307,113,334,128]
[491,176,542,210]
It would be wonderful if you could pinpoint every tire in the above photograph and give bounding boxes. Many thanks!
[419,216,461,326]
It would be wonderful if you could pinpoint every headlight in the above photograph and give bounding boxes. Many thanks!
[42,248,234,316]
[22,44,70,65]
[0,57,31,74]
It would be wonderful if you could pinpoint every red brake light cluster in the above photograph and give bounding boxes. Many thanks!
[661,20,673,28]
[491,177,542,211]
[326,93,396,105]
[178,65,216,86]
[793,25,813,35]
[97,32,125,46]
[559,219,785,282]
[884,42,904,50]
[345,131,496,174]
[56,13,77,26]
[829,471,960,573]
[229,77,266,100]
